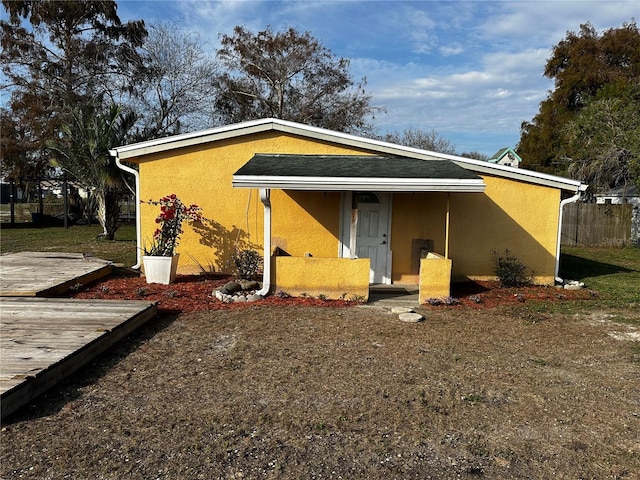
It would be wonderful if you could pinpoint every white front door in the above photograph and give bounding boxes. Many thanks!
[355,192,391,284]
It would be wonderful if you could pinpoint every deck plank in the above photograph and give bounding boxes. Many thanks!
[0,252,113,297]
[0,297,157,420]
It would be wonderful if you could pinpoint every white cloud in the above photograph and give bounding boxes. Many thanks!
[116,0,639,155]
[479,0,638,46]
[356,46,553,147]
[439,44,465,56]
[406,8,439,54]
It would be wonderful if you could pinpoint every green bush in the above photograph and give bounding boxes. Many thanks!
[493,249,532,287]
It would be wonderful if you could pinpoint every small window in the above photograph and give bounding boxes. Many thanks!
[355,191,380,204]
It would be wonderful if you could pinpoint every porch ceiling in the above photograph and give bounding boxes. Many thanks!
[232,154,486,192]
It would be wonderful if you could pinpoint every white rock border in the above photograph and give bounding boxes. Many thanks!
[214,289,263,303]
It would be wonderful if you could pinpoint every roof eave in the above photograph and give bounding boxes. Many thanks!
[448,159,584,191]
[232,175,486,193]
[110,119,282,160]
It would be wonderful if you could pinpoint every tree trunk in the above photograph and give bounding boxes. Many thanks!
[96,189,121,240]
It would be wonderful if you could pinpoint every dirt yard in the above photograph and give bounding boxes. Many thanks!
[2,277,639,479]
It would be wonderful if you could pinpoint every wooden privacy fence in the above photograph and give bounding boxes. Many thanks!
[561,203,634,247]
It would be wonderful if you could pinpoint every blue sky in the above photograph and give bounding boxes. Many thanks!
[117,0,639,156]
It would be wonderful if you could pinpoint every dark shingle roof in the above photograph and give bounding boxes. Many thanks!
[234,154,482,180]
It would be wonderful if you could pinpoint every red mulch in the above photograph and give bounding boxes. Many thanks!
[449,280,595,309]
[71,270,595,315]
[71,271,358,315]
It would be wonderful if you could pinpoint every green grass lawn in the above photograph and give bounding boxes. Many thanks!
[560,246,640,308]
[0,223,137,266]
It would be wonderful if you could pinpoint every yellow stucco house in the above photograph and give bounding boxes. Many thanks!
[110,118,587,303]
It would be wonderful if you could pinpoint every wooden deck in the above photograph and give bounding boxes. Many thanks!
[0,252,158,420]
[1,297,157,420]
[0,251,113,297]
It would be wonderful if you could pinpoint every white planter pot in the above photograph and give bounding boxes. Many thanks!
[143,254,180,285]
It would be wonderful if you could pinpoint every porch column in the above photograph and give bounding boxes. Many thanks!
[349,191,358,259]
[445,193,450,259]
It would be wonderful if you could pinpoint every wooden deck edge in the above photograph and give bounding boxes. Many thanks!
[35,264,114,297]
[0,291,40,297]
[0,302,158,421]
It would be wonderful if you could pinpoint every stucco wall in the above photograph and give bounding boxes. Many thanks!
[133,132,561,285]
[448,175,560,284]
[273,257,370,300]
[390,192,448,284]
[419,253,452,302]
[271,190,341,258]
[136,132,376,275]
[387,179,560,285]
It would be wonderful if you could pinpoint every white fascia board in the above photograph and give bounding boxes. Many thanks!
[232,175,486,192]
[110,119,279,160]
[448,158,584,191]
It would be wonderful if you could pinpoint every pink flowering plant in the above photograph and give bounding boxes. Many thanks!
[142,194,203,257]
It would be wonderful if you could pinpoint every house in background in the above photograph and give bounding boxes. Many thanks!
[110,119,586,303]
[596,184,639,245]
[595,184,638,205]
[488,147,522,168]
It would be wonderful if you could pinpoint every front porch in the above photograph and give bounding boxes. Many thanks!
[232,153,483,304]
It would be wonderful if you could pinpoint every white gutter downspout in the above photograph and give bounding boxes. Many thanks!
[256,188,271,296]
[112,152,142,269]
[555,184,588,282]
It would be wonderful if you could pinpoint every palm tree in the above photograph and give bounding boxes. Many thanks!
[49,104,137,240]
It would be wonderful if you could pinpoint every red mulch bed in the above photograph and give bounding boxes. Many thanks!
[71,269,595,315]
[448,279,596,309]
[71,271,358,314]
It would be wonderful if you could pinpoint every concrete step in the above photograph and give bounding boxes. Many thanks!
[368,292,419,306]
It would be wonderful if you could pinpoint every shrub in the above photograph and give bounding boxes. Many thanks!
[232,249,263,280]
[443,296,460,306]
[469,295,483,304]
[426,296,459,306]
[493,249,532,287]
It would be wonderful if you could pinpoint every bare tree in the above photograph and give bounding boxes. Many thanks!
[131,22,219,139]
[381,128,457,155]
[461,151,489,161]
[213,26,376,135]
